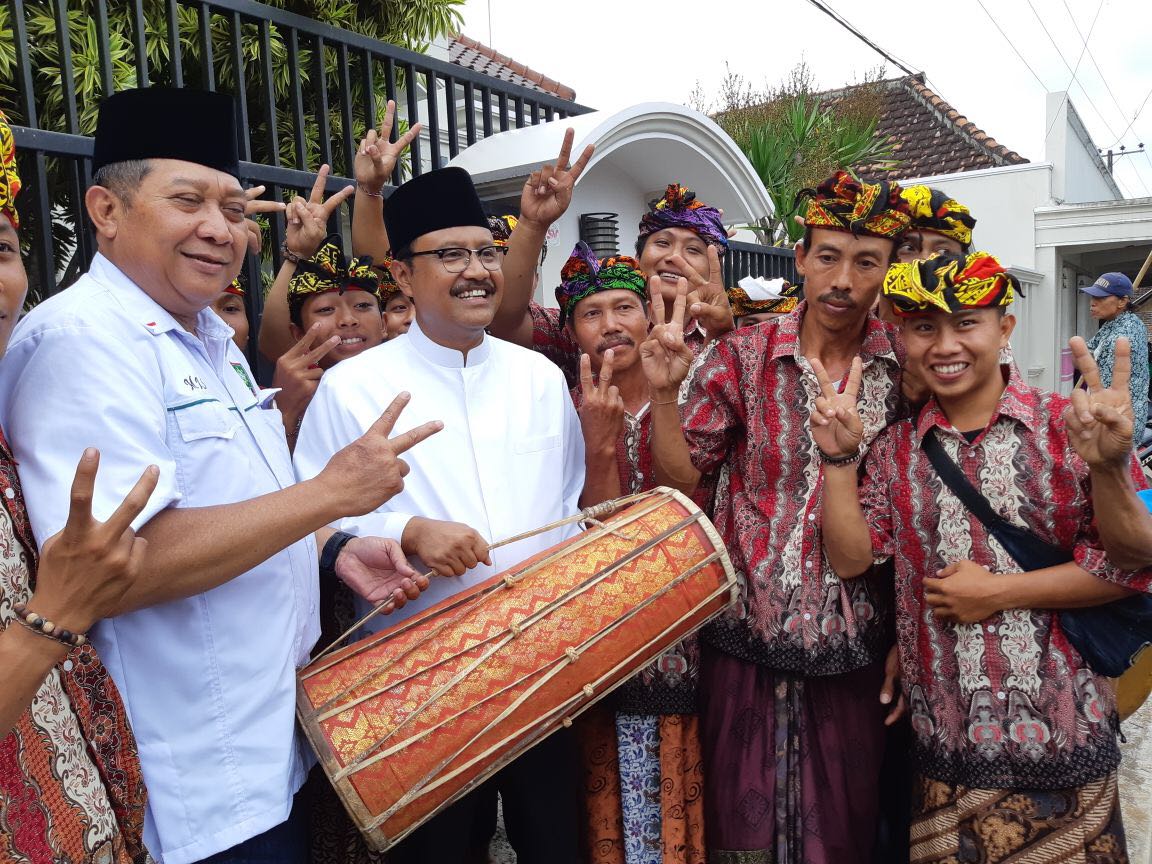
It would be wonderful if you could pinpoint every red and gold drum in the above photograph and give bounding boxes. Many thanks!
[296,487,736,850]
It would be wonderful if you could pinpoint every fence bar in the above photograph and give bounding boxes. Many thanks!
[480,86,493,139]
[497,92,509,132]
[424,71,441,170]
[198,3,216,89]
[258,18,279,167]
[404,63,421,176]
[445,76,459,159]
[361,50,376,138]
[8,0,38,126]
[286,28,306,167]
[53,0,79,133]
[131,0,150,85]
[313,36,332,169]
[337,42,355,175]
[462,80,477,146]
[166,0,184,86]
[229,11,252,161]
[94,0,115,97]
[30,151,54,298]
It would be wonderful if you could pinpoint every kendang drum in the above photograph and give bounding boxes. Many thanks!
[297,487,737,851]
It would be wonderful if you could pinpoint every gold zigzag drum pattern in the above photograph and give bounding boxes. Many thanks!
[297,488,738,850]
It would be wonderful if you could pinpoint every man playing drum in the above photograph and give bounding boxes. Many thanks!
[294,166,586,864]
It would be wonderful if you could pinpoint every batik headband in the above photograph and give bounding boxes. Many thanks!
[899,185,975,247]
[799,170,911,240]
[727,276,801,318]
[638,184,728,251]
[488,214,518,247]
[223,278,245,298]
[556,241,647,327]
[288,236,381,302]
[376,255,401,299]
[882,251,1017,316]
[0,110,21,229]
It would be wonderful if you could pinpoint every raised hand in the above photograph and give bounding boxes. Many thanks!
[34,450,159,632]
[319,392,443,516]
[355,100,423,193]
[518,127,595,228]
[243,184,284,254]
[1064,335,1136,467]
[578,350,625,457]
[401,517,492,577]
[273,324,340,440]
[809,356,864,458]
[640,276,695,392]
[672,246,734,338]
[285,165,356,260]
[334,535,429,610]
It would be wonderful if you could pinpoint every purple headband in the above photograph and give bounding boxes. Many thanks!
[637,183,728,251]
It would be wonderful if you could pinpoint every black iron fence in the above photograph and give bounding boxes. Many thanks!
[3,0,591,324]
[723,240,798,287]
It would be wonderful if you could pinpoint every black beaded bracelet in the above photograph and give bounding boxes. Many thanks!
[817,447,862,466]
[280,242,304,265]
[11,602,88,648]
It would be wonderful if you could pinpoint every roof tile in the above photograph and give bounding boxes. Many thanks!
[448,34,577,102]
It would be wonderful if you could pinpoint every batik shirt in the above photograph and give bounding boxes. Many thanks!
[860,367,1152,789]
[682,303,904,674]
[0,430,149,864]
[570,389,700,714]
[1085,310,1149,434]
[530,301,706,390]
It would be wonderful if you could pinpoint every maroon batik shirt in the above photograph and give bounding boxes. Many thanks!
[860,366,1151,789]
[530,301,706,390]
[681,303,904,674]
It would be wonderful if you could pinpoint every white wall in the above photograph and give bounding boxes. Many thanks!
[1044,93,1123,205]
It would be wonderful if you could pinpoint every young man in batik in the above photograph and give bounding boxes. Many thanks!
[556,241,707,864]
[638,171,912,863]
[815,251,1147,864]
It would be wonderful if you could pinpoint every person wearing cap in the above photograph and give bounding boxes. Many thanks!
[0,87,442,864]
[485,133,735,389]
[815,251,1148,862]
[294,166,585,863]
[727,276,802,328]
[0,107,167,864]
[551,242,708,863]
[637,170,912,863]
[1079,271,1149,437]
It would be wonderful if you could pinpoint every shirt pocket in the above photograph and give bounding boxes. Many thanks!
[169,399,241,442]
[512,433,561,455]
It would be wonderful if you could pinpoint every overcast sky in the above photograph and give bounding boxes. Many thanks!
[458,0,1152,199]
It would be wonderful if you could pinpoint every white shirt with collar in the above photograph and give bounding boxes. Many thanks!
[0,254,318,864]
[294,318,585,630]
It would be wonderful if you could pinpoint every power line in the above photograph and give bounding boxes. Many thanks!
[1044,0,1105,141]
[1111,85,1152,149]
[1058,0,1130,128]
[802,0,918,77]
[973,0,1049,91]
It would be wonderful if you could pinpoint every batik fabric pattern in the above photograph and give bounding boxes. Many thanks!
[681,303,904,673]
[910,772,1128,863]
[798,170,911,239]
[0,430,149,864]
[859,366,1152,790]
[899,185,976,247]
[531,302,706,390]
[1085,310,1150,435]
[882,251,1017,317]
[0,108,21,228]
[570,389,706,864]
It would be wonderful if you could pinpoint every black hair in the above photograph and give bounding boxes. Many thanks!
[289,290,383,329]
[801,224,900,264]
[92,159,152,206]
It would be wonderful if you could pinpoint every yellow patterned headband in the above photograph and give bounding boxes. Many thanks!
[899,185,975,247]
[883,251,1017,317]
[288,237,381,302]
[0,110,21,229]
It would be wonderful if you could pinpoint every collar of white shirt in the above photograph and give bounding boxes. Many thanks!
[89,253,236,343]
[407,315,492,368]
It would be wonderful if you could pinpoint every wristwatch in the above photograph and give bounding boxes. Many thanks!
[320,530,356,581]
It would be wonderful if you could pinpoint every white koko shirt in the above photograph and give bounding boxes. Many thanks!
[294,318,585,630]
[0,255,318,864]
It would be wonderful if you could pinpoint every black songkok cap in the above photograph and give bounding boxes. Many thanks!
[93,87,240,178]
[385,167,489,253]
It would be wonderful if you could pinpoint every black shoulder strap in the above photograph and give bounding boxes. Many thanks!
[922,428,1004,532]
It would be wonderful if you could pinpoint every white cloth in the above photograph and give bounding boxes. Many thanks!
[0,254,318,864]
[737,274,791,301]
[294,319,585,630]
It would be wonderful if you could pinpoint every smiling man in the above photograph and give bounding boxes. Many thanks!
[0,88,439,864]
[294,166,585,864]
[638,170,912,863]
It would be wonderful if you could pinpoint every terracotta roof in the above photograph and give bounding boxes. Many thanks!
[823,73,1028,179]
[448,34,576,102]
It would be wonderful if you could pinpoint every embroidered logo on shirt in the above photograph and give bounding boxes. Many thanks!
[231,362,257,397]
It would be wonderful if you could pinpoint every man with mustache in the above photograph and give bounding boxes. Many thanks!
[293,166,586,864]
[555,242,707,863]
[639,171,912,863]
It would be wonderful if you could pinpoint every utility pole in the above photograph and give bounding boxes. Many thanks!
[1099,142,1146,173]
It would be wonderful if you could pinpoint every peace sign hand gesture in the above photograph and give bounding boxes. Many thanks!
[674,245,734,339]
[809,356,864,458]
[578,350,625,457]
[519,128,595,229]
[285,165,356,261]
[355,100,423,193]
[1065,335,1136,467]
[640,276,695,392]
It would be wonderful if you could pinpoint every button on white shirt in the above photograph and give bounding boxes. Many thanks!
[294,319,585,630]
[0,254,318,864]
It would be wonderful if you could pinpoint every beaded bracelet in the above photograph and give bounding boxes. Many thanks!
[817,447,862,466]
[356,183,386,199]
[280,242,304,265]
[11,602,88,648]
